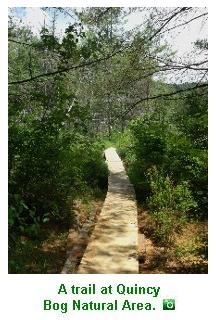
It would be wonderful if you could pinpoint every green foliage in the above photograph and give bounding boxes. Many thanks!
[194,39,208,50]
[8,194,40,238]
[130,116,168,167]
[9,125,107,235]
[8,8,207,272]
[8,22,108,241]
[39,27,60,51]
[114,87,207,250]
[147,167,197,244]
[147,168,197,213]
[176,90,208,149]
[167,91,208,214]
[118,89,207,217]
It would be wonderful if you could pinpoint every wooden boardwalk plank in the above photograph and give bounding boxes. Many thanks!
[77,147,138,274]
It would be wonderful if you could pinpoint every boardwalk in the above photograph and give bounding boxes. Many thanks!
[77,147,138,274]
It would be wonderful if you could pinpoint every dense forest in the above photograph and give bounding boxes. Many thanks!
[8,7,208,273]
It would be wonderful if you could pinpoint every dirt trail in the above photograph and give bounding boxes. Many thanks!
[77,147,138,274]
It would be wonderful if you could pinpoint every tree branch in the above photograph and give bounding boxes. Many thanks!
[8,38,33,46]
[121,83,207,118]
[148,7,190,41]
[159,12,208,35]
[8,49,123,85]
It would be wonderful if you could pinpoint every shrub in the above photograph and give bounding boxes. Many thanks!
[9,126,108,238]
[147,167,197,245]
[118,92,208,217]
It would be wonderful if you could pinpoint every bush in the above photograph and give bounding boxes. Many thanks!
[147,167,197,245]
[9,125,108,237]
[166,133,208,215]
[8,194,40,239]
[130,117,168,168]
[118,91,207,217]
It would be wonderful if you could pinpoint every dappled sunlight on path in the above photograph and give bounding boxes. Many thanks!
[77,147,138,274]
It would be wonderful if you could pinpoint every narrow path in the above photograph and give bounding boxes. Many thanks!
[77,147,138,274]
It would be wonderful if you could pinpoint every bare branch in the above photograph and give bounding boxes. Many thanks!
[148,7,190,41]
[160,12,208,35]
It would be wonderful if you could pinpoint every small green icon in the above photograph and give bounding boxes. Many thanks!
[163,299,175,310]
